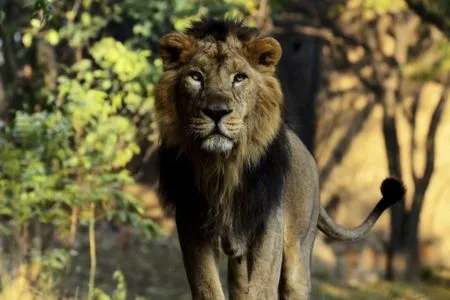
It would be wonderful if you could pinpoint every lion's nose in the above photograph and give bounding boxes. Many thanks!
[202,104,232,123]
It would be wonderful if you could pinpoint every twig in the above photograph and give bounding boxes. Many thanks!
[87,203,96,300]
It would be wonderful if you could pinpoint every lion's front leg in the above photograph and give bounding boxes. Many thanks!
[228,208,284,300]
[228,255,249,299]
[176,212,225,300]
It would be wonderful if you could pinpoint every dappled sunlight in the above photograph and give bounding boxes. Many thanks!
[1,0,450,298]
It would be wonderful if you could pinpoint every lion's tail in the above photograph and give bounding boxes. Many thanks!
[318,178,405,241]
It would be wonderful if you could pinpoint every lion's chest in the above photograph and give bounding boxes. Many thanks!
[158,129,290,255]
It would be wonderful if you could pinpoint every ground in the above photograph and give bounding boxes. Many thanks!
[4,183,448,299]
[67,227,450,300]
[61,183,450,299]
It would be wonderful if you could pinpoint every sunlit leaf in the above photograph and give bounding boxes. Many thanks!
[30,18,41,28]
[66,10,76,21]
[22,32,33,48]
[45,29,60,45]
[81,12,92,26]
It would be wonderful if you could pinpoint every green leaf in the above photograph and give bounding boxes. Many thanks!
[22,33,33,48]
[45,29,60,46]
[81,12,92,26]
[66,10,76,22]
[94,289,111,300]
[30,18,41,28]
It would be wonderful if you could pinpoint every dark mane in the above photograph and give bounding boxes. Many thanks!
[184,17,259,42]
[158,125,290,241]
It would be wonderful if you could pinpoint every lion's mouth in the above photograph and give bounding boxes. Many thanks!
[201,129,235,153]
[208,127,233,140]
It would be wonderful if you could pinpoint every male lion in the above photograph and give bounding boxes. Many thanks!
[155,18,405,300]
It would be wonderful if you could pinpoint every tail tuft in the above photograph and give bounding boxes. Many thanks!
[380,177,405,203]
[318,177,406,241]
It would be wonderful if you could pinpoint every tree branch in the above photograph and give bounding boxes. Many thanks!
[405,0,450,38]
[421,87,448,186]
[409,92,420,183]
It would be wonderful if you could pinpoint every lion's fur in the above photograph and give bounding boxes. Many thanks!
[155,18,404,299]
[155,19,285,240]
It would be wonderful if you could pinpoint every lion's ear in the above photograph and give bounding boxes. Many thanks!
[158,33,194,70]
[246,37,282,69]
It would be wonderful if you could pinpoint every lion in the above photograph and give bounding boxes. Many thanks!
[154,18,405,300]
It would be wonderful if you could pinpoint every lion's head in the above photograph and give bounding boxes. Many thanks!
[155,18,283,163]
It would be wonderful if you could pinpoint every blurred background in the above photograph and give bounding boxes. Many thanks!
[1,0,450,299]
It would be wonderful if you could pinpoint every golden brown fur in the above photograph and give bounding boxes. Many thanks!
[155,18,404,300]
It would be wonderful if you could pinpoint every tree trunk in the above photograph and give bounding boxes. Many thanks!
[404,190,423,281]
[381,77,406,280]
[275,30,321,153]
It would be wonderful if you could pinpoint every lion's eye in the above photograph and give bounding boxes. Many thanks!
[189,71,203,82]
[233,73,247,84]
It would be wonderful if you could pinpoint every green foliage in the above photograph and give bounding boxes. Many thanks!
[363,0,406,13]
[94,270,128,300]
[1,112,70,226]
[1,0,166,245]
[35,247,71,289]
[0,105,150,232]
[28,0,54,23]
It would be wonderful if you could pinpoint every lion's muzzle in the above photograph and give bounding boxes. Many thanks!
[198,102,236,153]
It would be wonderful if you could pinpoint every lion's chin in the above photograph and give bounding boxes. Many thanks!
[201,134,234,153]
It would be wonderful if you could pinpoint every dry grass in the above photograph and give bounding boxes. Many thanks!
[0,264,57,300]
[313,279,450,300]
[2,271,450,300]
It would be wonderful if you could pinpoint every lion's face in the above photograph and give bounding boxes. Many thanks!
[156,22,283,156]
[178,41,263,153]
